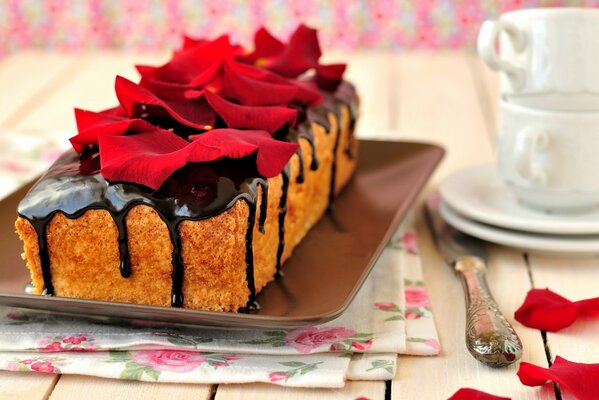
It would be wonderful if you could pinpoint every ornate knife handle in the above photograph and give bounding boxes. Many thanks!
[454,256,523,368]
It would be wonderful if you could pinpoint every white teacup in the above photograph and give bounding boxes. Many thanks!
[478,8,599,111]
[498,101,599,212]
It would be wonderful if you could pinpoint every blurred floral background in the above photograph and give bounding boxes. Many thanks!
[1,0,598,57]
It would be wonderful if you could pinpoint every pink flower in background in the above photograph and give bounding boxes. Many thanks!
[19,359,35,365]
[285,326,356,353]
[131,350,207,373]
[41,342,64,352]
[405,285,429,308]
[268,371,287,382]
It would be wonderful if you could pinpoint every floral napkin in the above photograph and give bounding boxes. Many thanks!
[0,217,439,387]
[0,131,440,387]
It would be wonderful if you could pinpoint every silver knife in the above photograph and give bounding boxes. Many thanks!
[425,198,523,368]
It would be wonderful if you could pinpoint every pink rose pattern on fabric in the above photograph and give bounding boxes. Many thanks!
[0,2,588,57]
[131,350,207,373]
[285,327,356,353]
[405,285,429,309]
[37,335,98,352]
[6,356,69,374]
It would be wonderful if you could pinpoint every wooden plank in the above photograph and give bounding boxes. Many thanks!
[392,216,552,400]
[324,52,396,136]
[0,371,58,400]
[0,51,82,129]
[528,254,599,364]
[391,52,551,399]
[395,52,494,184]
[215,381,385,400]
[466,50,499,146]
[12,51,167,132]
[49,375,214,400]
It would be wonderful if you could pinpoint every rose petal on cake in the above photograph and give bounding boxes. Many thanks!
[316,63,347,91]
[98,128,199,189]
[242,27,285,64]
[189,129,298,178]
[115,76,215,130]
[205,91,297,133]
[70,108,157,153]
[222,61,298,106]
[268,24,322,78]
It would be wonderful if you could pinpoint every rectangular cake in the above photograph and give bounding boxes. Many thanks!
[15,26,359,312]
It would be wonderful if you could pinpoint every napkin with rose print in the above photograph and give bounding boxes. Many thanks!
[0,137,440,388]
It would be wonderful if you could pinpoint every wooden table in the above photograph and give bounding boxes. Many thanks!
[0,50,597,400]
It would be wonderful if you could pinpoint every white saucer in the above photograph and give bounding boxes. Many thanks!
[439,201,599,255]
[439,164,599,235]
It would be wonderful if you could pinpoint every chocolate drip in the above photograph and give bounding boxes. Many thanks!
[298,131,319,171]
[295,148,305,184]
[112,214,132,278]
[168,220,185,307]
[17,80,358,311]
[275,167,290,276]
[257,181,268,234]
[242,199,258,310]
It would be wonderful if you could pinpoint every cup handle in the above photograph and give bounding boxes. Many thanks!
[514,128,549,185]
[477,20,526,89]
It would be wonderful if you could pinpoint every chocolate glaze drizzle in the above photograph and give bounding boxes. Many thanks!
[17,81,357,311]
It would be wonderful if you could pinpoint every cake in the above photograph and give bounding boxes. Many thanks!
[15,26,359,312]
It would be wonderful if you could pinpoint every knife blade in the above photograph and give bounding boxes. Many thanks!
[425,197,523,368]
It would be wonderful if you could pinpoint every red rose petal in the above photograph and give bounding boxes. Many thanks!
[100,128,297,189]
[242,27,285,64]
[316,63,347,91]
[514,289,586,332]
[189,129,298,178]
[222,61,298,106]
[115,76,215,130]
[448,388,511,400]
[205,91,297,133]
[517,356,599,399]
[70,108,156,152]
[268,24,322,78]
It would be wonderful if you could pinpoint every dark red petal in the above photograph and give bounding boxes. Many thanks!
[517,356,599,400]
[189,129,298,178]
[514,289,580,332]
[222,61,297,106]
[268,24,322,77]
[575,297,599,317]
[316,63,347,91]
[70,108,156,153]
[448,388,511,400]
[228,61,321,105]
[242,27,285,64]
[99,128,200,189]
[205,92,297,133]
[115,76,215,130]
[182,36,207,49]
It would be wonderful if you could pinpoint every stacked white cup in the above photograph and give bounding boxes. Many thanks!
[478,8,599,213]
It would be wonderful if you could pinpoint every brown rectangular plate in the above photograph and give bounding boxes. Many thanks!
[0,140,443,328]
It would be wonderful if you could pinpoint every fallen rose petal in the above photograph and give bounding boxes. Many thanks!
[205,91,297,133]
[448,388,511,400]
[517,356,599,400]
[514,289,584,332]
